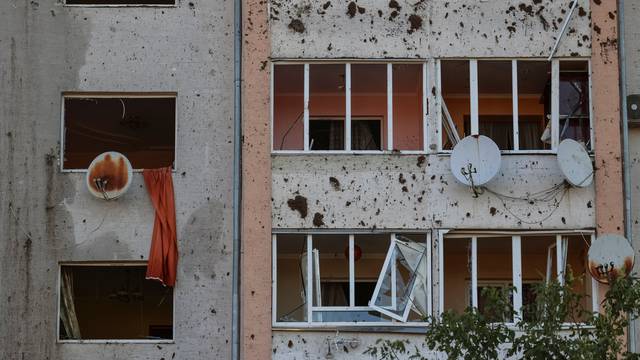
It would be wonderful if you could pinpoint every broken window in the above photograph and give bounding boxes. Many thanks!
[59,265,173,340]
[441,232,597,323]
[272,62,426,153]
[63,94,176,170]
[439,59,590,152]
[440,60,470,150]
[65,0,175,5]
[273,65,305,150]
[309,65,346,150]
[518,61,551,150]
[477,61,514,150]
[392,64,424,151]
[351,64,387,150]
[559,61,591,147]
[273,233,430,326]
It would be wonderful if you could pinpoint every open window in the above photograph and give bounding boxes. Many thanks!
[440,232,597,323]
[369,234,431,322]
[439,59,590,152]
[272,63,425,153]
[62,94,176,170]
[58,264,173,341]
[65,0,175,5]
[273,233,430,326]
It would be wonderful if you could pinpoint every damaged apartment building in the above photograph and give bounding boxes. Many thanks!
[242,0,626,358]
[1,0,237,359]
[0,0,630,360]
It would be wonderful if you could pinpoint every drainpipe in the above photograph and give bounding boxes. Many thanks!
[617,0,635,353]
[232,0,242,358]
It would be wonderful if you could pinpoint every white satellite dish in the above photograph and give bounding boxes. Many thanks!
[557,139,593,187]
[86,151,133,200]
[588,234,634,284]
[450,135,501,187]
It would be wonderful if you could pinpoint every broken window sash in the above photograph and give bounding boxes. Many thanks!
[369,234,430,322]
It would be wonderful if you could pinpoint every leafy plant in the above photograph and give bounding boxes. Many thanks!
[365,274,640,360]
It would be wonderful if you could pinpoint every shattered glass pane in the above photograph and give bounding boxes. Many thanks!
[370,236,429,322]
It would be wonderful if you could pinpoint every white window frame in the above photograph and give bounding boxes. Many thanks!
[56,261,175,344]
[369,233,433,322]
[437,230,599,325]
[272,232,432,328]
[60,92,178,173]
[271,61,429,155]
[436,58,593,154]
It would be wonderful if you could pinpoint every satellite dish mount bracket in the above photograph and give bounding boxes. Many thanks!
[461,163,485,198]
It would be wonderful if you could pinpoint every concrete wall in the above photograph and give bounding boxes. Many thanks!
[0,1,234,359]
[273,154,594,230]
[270,0,592,59]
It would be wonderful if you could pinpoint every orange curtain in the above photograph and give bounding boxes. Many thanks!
[143,166,178,287]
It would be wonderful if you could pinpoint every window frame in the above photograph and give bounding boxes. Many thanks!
[272,232,432,329]
[60,92,178,173]
[437,230,599,326]
[436,58,594,154]
[56,261,176,344]
[271,61,429,155]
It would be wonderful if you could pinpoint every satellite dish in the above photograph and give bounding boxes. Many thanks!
[450,135,501,187]
[86,151,133,200]
[588,234,634,284]
[557,139,593,187]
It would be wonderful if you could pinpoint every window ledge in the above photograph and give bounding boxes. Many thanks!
[273,324,429,334]
[57,339,175,344]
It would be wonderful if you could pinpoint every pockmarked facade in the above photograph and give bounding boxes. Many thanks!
[0,0,630,359]
[242,0,625,359]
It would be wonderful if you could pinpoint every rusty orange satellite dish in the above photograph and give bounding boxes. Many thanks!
[588,234,634,284]
[86,151,133,200]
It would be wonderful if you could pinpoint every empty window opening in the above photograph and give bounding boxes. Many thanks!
[392,64,424,151]
[58,265,173,341]
[274,233,430,326]
[63,95,176,170]
[274,65,305,150]
[439,59,591,152]
[65,0,175,5]
[518,61,551,150]
[478,61,513,150]
[442,233,596,323]
[309,64,346,151]
[351,64,387,150]
[272,63,426,153]
[440,60,470,150]
[559,61,591,147]
[442,237,472,314]
[476,237,513,322]
[275,234,307,322]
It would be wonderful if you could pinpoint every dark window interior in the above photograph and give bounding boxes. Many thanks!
[310,119,344,150]
[66,0,174,5]
[63,96,176,169]
[309,118,381,151]
[464,115,543,150]
[59,265,173,340]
